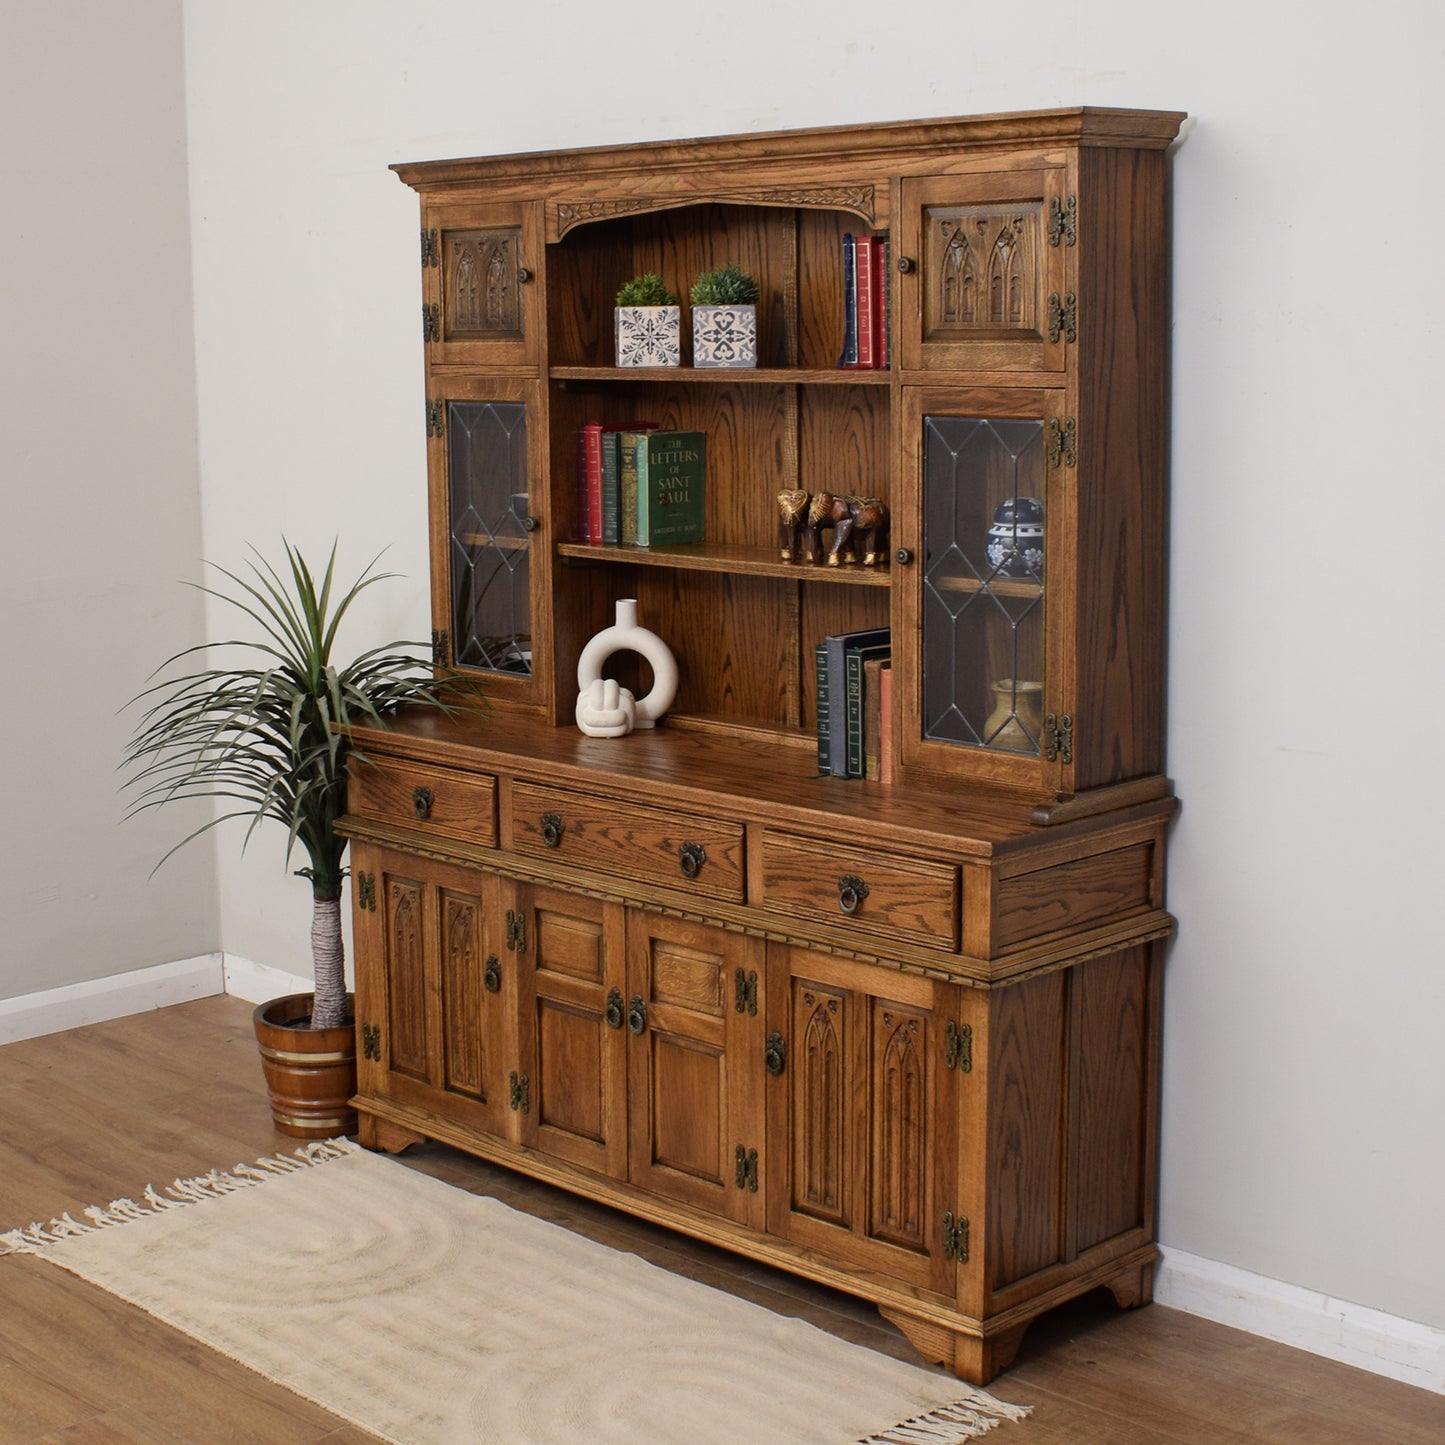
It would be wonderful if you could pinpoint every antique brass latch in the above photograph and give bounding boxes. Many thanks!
[945,1020,972,1072]
[765,1031,787,1077]
[420,228,439,267]
[1045,713,1074,765]
[509,1071,530,1114]
[426,399,445,438]
[361,1023,381,1062]
[483,955,501,994]
[1047,291,1078,345]
[422,302,441,342]
[1046,416,1077,469]
[1048,194,1078,247]
[355,872,376,912]
[943,1210,970,1263]
[431,629,451,668]
[734,1145,759,1192]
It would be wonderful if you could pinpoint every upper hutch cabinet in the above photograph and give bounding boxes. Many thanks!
[350,109,1184,1387]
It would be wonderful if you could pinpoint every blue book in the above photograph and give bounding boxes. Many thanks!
[825,626,889,776]
[837,233,858,367]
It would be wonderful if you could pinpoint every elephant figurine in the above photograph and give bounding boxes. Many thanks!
[809,492,891,567]
[776,489,814,562]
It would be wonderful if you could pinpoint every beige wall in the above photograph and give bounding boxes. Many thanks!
[0,0,216,999]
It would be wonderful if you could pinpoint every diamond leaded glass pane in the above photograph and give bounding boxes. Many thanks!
[921,415,1045,754]
[448,401,531,674]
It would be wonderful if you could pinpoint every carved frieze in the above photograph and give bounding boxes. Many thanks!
[554,185,876,237]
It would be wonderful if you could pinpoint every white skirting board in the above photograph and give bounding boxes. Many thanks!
[219,954,314,1006]
[1156,1247,1445,1394]
[0,955,225,1045]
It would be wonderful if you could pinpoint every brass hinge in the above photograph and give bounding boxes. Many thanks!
[734,967,758,1016]
[1048,194,1078,247]
[943,1210,970,1263]
[431,628,451,669]
[1045,713,1074,765]
[734,1145,759,1192]
[355,872,376,912]
[421,228,439,267]
[426,399,444,438]
[1046,416,1077,469]
[422,302,441,342]
[505,909,527,954]
[509,1070,530,1114]
[1047,291,1077,345]
[361,1023,381,1062]
[945,1020,972,1072]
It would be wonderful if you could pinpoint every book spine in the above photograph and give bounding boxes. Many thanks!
[600,432,621,544]
[575,427,591,541]
[837,233,858,368]
[853,236,875,369]
[635,434,651,545]
[620,433,642,545]
[644,431,706,545]
[864,656,885,781]
[815,641,831,774]
[583,422,604,544]
[876,234,891,370]
[879,663,893,785]
[826,634,848,776]
[845,647,866,777]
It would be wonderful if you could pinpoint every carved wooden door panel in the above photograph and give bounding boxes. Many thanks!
[350,843,510,1139]
[626,914,765,1227]
[510,881,629,1179]
[420,198,543,369]
[898,168,1072,374]
[764,945,959,1295]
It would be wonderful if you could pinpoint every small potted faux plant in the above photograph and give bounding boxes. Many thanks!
[615,272,681,367]
[690,263,760,368]
[122,540,479,1137]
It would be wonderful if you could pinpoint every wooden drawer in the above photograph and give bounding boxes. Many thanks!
[757,831,959,951]
[347,756,497,848]
[510,782,745,902]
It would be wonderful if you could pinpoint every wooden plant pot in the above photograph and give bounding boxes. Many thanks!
[252,993,358,1139]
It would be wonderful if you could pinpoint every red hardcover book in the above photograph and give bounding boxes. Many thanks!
[851,235,876,368]
[582,421,604,543]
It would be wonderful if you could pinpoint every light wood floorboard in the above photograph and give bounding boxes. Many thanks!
[0,997,1439,1444]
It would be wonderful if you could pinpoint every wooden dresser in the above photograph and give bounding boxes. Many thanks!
[340,107,1184,1383]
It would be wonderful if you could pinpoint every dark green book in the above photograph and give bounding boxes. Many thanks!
[636,430,705,546]
[815,640,831,774]
[824,626,889,776]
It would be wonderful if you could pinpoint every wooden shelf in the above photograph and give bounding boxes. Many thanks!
[556,539,892,585]
[550,366,892,386]
[929,574,1043,599]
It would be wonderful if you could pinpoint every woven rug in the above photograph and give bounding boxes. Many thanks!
[0,1140,1028,1444]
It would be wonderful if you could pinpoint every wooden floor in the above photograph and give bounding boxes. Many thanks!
[0,997,1440,1444]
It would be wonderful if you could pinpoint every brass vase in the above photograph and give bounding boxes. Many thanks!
[984,679,1044,753]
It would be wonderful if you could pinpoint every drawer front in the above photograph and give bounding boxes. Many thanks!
[510,783,745,902]
[758,831,959,951]
[348,756,497,848]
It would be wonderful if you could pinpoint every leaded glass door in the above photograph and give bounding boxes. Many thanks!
[897,387,1069,790]
[427,376,546,706]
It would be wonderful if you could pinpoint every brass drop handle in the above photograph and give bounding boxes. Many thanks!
[765,1031,787,1077]
[897,255,915,274]
[627,994,648,1036]
[517,266,534,284]
[605,987,625,1030]
[540,812,565,848]
[838,874,870,915]
[895,547,914,566]
[678,841,707,879]
[412,786,434,820]
[484,956,501,994]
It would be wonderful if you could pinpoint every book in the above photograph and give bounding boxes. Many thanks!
[837,233,858,367]
[600,423,657,544]
[864,655,887,780]
[635,430,705,546]
[846,637,891,778]
[580,421,604,543]
[824,626,889,776]
[878,663,893,784]
[850,235,876,368]
[875,234,891,369]
[815,641,830,774]
[618,429,648,544]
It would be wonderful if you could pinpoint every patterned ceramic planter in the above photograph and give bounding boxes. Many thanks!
[615,305,681,367]
[692,304,758,368]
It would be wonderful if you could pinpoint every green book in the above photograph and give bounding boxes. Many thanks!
[618,431,648,545]
[636,430,705,546]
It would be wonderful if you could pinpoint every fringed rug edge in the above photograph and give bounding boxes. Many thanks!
[858,1389,1033,1441]
[0,1137,360,1257]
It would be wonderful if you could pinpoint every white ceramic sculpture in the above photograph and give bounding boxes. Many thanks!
[574,677,637,737]
[575,598,678,733]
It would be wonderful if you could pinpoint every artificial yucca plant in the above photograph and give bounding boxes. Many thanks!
[123,540,477,1029]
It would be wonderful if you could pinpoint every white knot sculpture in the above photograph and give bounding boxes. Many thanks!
[575,677,637,738]
[575,599,678,736]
